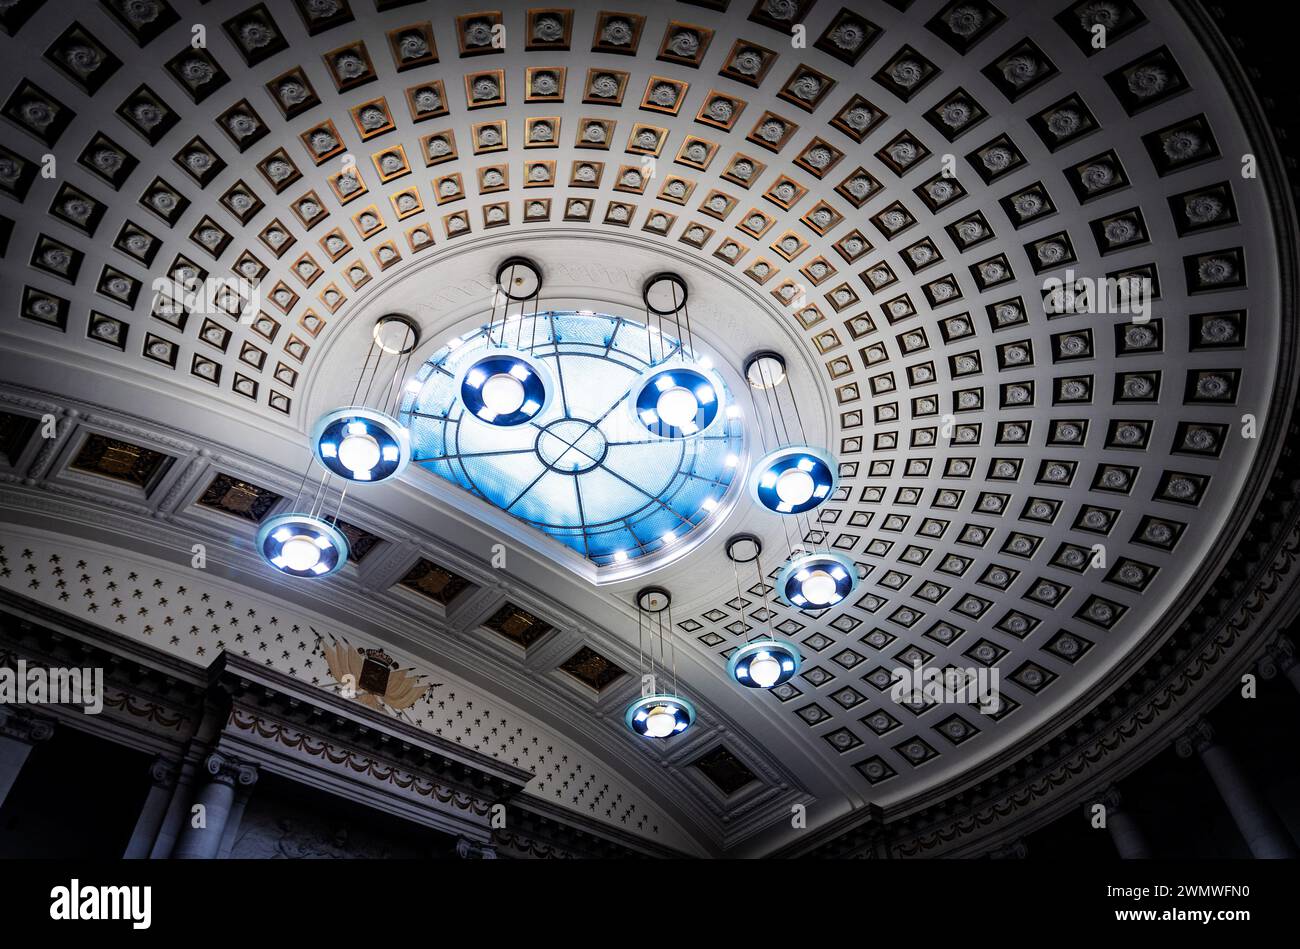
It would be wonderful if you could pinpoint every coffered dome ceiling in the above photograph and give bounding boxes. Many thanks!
[0,0,1296,856]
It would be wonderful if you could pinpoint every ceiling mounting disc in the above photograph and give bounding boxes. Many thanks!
[744,351,787,389]
[642,272,689,316]
[372,314,421,355]
[725,533,763,563]
[496,256,543,301]
[636,586,672,613]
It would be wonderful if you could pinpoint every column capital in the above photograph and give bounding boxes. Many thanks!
[455,836,498,859]
[1259,635,1296,678]
[1095,784,1125,812]
[1175,718,1215,758]
[149,755,180,789]
[204,752,259,788]
[989,840,1027,860]
[0,706,55,745]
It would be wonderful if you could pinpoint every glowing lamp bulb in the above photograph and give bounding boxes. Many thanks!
[656,386,699,428]
[280,536,324,572]
[775,468,816,506]
[337,432,381,474]
[801,569,839,606]
[749,654,783,688]
[644,707,677,738]
[481,372,527,414]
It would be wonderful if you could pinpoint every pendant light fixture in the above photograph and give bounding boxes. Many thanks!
[629,272,729,439]
[624,586,698,739]
[456,257,554,428]
[257,443,356,580]
[724,533,801,689]
[262,314,420,578]
[745,350,836,514]
[742,350,858,610]
[776,549,858,611]
[256,512,349,579]
[311,314,419,483]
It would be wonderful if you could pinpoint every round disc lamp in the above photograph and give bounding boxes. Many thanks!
[256,513,349,579]
[777,551,859,610]
[749,445,837,515]
[312,406,411,483]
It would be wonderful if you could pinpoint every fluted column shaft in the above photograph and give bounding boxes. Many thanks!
[171,753,258,860]
[123,756,178,859]
[1177,719,1298,859]
[0,707,54,810]
[1099,787,1151,859]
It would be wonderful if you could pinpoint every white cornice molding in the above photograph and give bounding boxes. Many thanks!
[0,380,861,828]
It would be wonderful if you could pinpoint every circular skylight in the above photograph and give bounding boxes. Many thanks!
[400,311,743,568]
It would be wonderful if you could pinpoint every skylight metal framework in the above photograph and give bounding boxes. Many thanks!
[400,310,743,567]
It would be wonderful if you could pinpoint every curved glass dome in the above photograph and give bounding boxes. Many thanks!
[399,311,744,568]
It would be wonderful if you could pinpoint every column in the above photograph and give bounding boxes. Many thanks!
[1176,718,1299,859]
[148,758,198,858]
[0,706,54,810]
[171,752,258,859]
[123,756,178,859]
[216,779,257,859]
[1097,786,1151,859]
[1258,635,1300,696]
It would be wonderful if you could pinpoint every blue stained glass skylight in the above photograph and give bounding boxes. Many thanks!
[398,310,745,568]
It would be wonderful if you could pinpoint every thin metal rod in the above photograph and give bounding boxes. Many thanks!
[349,336,379,408]
[670,281,684,362]
[657,608,665,687]
[380,327,413,417]
[777,361,822,549]
[645,300,655,366]
[732,556,755,646]
[530,294,540,354]
[681,292,696,360]
[669,602,678,698]
[306,468,329,520]
[329,481,351,525]
[358,339,387,411]
[290,454,315,512]
[756,359,799,557]
[488,265,504,348]
[753,549,778,643]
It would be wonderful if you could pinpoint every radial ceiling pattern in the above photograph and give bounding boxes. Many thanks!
[0,0,1291,852]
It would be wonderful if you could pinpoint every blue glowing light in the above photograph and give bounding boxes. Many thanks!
[727,640,802,689]
[256,513,349,579]
[631,366,723,439]
[312,407,410,483]
[457,352,551,427]
[625,694,697,739]
[776,551,859,610]
[749,446,837,516]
